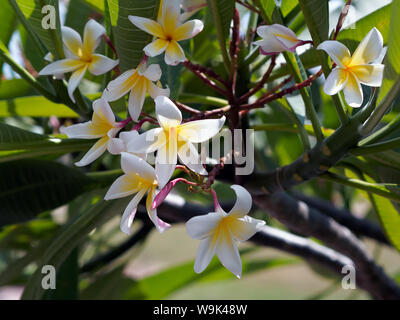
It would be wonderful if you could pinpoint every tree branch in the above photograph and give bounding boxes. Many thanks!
[252,192,400,299]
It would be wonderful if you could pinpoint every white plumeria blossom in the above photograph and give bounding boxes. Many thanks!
[108,130,146,160]
[317,27,385,108]
[104,152,170,234]
[127,96,225,188]
[39,19,119,102]
[129,0,204,65]
[61,98,120,167]
[103,61,170,121]
[254,24,303,55]
[186,185,265,278]
[44,52,63,79]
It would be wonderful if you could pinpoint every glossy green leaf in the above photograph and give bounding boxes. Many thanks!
[0,79,33,100]
[298,0,329,45]
[107,0,160,71]
[12,0,63,58]
[0,96,79,117]
[0,1,17,77]
[379,0,400,103]
[0,159,94,227]
[21,197,129,299]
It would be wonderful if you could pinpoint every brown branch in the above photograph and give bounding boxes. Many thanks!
[183,60,230,97]
[172,99,201,115]
[182,60,230,88]
[239,55,277,102]
[230,8,241,96]
[241,69,323,111]
[236,0,261,15]
[333,0,353,40]
[252,192,400,299]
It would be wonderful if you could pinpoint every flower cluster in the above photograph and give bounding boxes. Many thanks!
[39,0,386,277]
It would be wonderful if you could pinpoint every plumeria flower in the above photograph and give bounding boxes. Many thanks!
[186,185,265,278]
[128,0,204,65]
[105,152,170,234]
[61,98,120,167]
[108,130,146,160]
[254,24,306,55]
[317,27,385,108]
[103,60,170,121]
[127,96,225,187]
[44,52,63,79]
[39,19,119,102]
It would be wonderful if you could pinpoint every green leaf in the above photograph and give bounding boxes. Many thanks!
[84,0,104,12]
[298,0,328,45]
[0,1,17,77]
[0,79,33,100]
[379,0,400,103]
[0,95,79,117]
[137,252,296,299]
[12,0,64,58]
[21,197,128,299]
[43,248,79,300]
[206,0,234,40]
[0,159,94,227]
[0,122,48,149]
[107,0,160,71]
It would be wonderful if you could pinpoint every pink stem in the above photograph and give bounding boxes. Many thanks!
[152,178,197,210]
[117,117,132,128]
[210,189,221,211]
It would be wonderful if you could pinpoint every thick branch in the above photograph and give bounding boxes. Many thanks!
[252,192,400,299]
[293,193,390,246]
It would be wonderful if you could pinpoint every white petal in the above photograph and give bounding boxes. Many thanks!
[143,39,169,57]
[194,237,218,274]
[343,73,363,108]
[229,216,265,242]
[119,189,147,234]
[44,52,53,62]
[350,27,383,66]
[103,69,138,102]
[128,16,165,38]
[177,141,207,175]
[93,98,116,125]
[128,79,147,121]
[317,41,351,68]
[216,235,242,278]
[75,135,109,167]
[127,127,166,154]
[148,82,170,99]
[323,67,348,95]
[60,122,102,139]
[119,130,139,145]
[160,0,181,33]
[228,185,253,217]
[255,24,299,54]
[146,187,171,233]
[104,174,139,200]
[174,19,204,41]
[88,54,119,76]
[68,66,88,103]
[186,212,222,240]
[39,59,84,76]
[164,41,186,66]
[121,152,157,182]
[351,64,384,87]
[155,96,182,129]
[83,19,106,53]
[178,116,225,143]
[107,137,126,154]
[141,64,162,82]
[155,134,177,188]
[61,26,83,58]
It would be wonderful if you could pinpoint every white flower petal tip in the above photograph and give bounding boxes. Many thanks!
[255,24,303,55]
[129,0,202,64]
[103,63,168,117]
[318,28,385,108]
[186,185,265,277]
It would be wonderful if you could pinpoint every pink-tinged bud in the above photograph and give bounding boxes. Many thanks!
[152,178,197,210]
